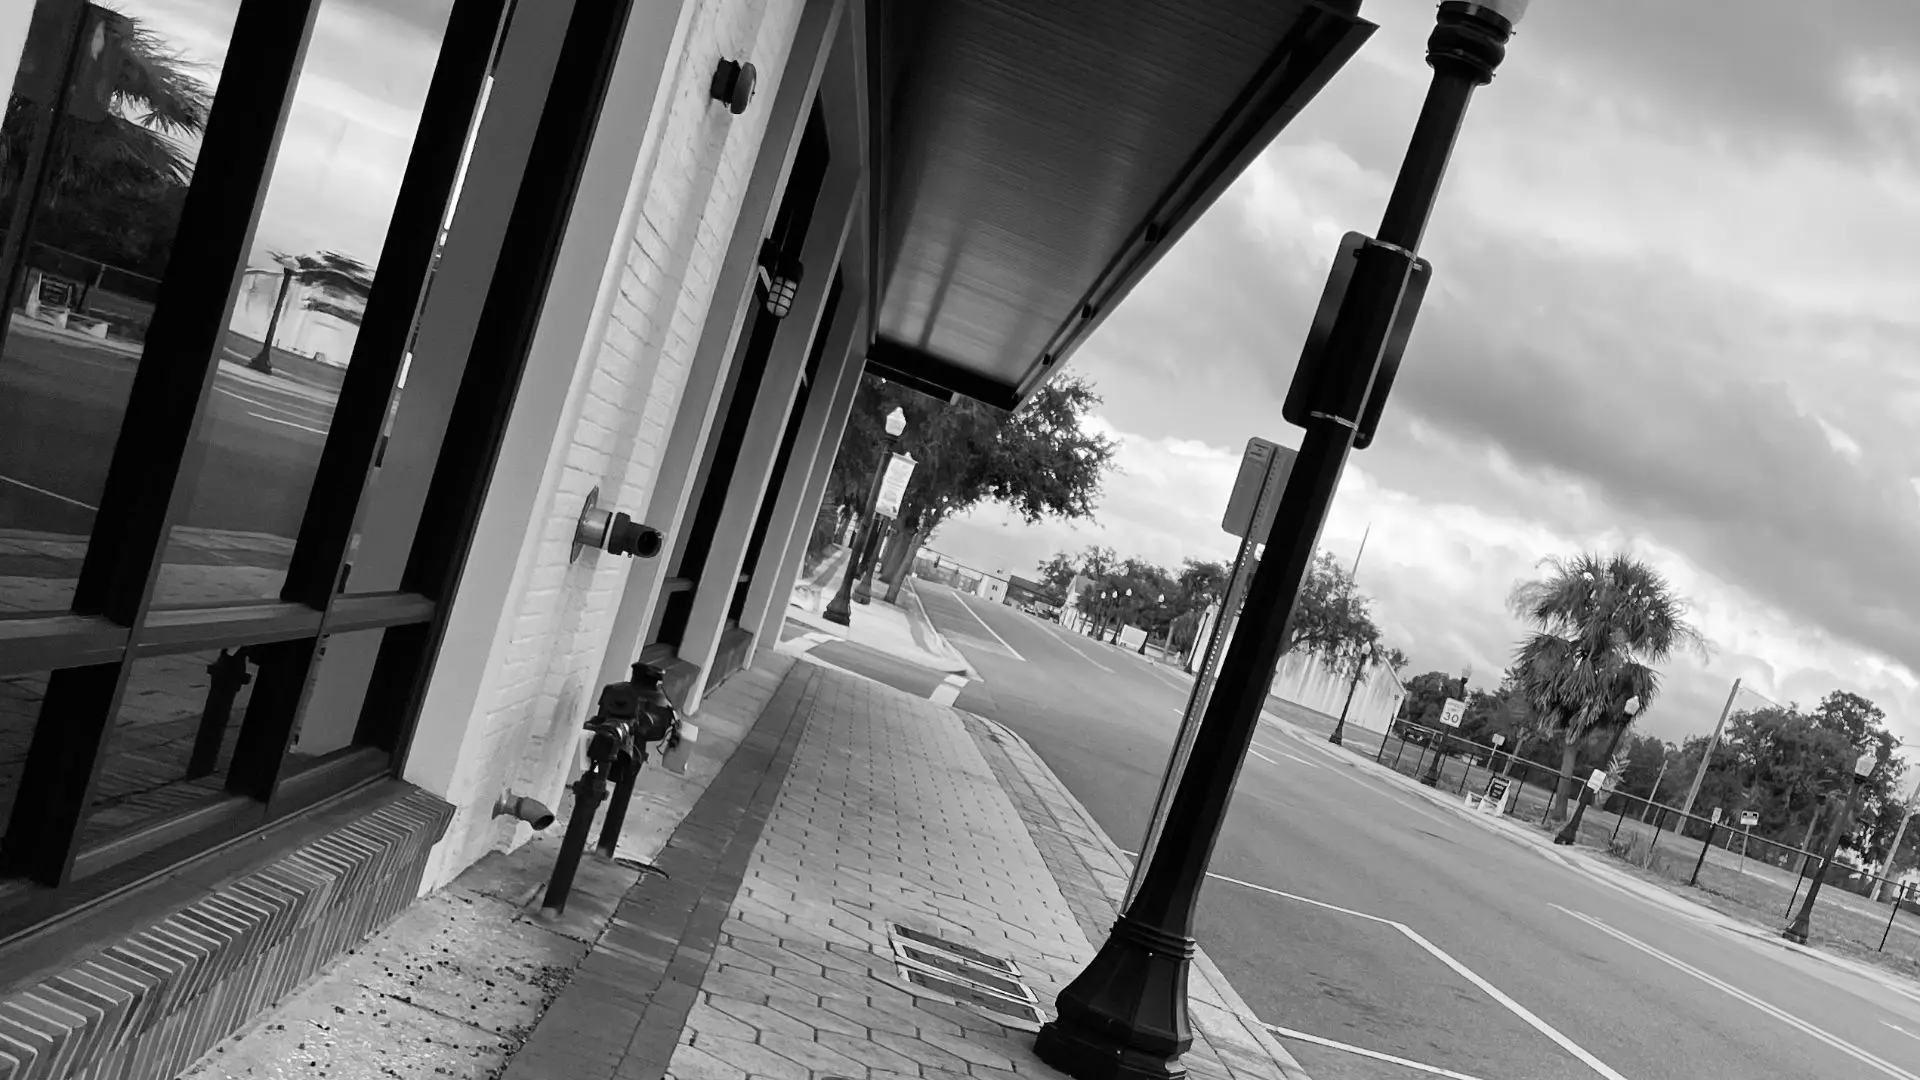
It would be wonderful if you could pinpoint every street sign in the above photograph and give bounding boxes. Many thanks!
[1282,232,1433,450]
[1438,698,1466,728]
[1490,733,1506,747]
[1588,768,1608,791]
[1222,438,1296,539]
[1739,809,1759,827]
[1711,807,1724,825]
[875,453,916,517]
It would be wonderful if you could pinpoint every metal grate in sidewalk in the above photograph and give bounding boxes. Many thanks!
[888,922,1044,1027]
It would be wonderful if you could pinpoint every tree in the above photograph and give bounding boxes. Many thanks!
[1037,552,1078,596]
[1282,551,1379,661]
[1508,552,1705,820]
[4,7,212,292]
[828,374,1116,603]
[250,250,377,372]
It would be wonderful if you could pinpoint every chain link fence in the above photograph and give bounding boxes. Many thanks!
[1356,719,1920,969]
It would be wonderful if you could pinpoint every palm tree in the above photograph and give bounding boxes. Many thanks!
[249,250,375,372]
[1509,552,1705,820]
[3,6,212,306]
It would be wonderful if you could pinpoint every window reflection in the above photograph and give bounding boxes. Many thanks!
[84,647,253,847]
[153,0,458,606]
[0,0,238,613]
[0,669,47,852]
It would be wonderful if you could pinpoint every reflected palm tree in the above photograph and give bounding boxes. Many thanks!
[249,250,374,373]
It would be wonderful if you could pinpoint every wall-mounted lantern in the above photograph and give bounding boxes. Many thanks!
[758,238,804,319]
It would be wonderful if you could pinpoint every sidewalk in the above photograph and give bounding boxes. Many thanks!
[1259,713,1920,1007]
[186,655,1310,1080]
[785,548,972,676]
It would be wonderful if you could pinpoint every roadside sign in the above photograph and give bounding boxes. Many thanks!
[1711,807,1723,825]
[1739,809,1759,827]
[1490,733,1506,747]
[1588,768,1608,791]
[875,453,916,517]
[1439,698,1466,728]
[1222,438,1296,539]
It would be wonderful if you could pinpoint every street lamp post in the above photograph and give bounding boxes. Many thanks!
[823,406,905,625]
[1034,5,1526,1079]
[1329,647,1367,746]
[1553,696,1639,845]
[1783,750,1880,944]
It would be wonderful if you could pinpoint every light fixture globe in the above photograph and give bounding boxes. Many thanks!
[1624,695,1641,717]
[1855,750,1879,780]
[883,407,907,437]
[1464,0,1530,27]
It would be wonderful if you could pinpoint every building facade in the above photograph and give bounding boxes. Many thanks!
[0,0,1373,1075]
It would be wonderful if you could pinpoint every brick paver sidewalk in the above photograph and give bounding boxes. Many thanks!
[502,659,1307,1080]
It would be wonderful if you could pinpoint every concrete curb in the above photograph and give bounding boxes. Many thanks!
[1266,717,1920,1002]
[969,714,1315,1080]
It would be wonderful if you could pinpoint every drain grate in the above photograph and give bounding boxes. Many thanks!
[899,966,1045,1024]
[887,924,1042,1028]
[899,945,1028,998]
[891,925,1019,974]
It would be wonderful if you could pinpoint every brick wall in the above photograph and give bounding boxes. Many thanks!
[0,789,452,1080]
[417,0,807,892]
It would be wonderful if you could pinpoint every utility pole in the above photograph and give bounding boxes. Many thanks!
[1680,678,1740,823]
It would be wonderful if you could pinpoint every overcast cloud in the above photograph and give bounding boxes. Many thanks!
[931,0,1920,750]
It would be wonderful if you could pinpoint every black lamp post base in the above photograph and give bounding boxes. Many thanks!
[821,604,850,626]
[1034,916,1195,1080]
[1780,921,1809,945]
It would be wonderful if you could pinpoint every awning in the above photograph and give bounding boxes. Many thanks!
[862,0,1376,409]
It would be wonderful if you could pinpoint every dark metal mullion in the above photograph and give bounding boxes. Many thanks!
[361,0,637,768]
[281,0,510,610]
[70,0,321,627]
[225,637,318,802]
[239,0,509,817]
[7,1,322,888]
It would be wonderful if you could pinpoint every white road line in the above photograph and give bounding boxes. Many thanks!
[950,591,1025,661]
[247,411,330,435]
[1885,1022,1920,1044]
[1265,1025,1493,1080]
[930,673,968,707]
[1209,874,1626,1080]
[0,473,96,511]
[1049,626,1114,673]
[1556,906,1919,1080]
[1248,748,1279,766]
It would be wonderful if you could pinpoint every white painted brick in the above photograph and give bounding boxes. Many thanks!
[424,0,808,890]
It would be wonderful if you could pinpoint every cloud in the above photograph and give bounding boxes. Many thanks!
[948,1,1920,756]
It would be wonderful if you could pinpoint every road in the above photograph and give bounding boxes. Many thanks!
[0,326,335,566]
[801,580,1920,1080]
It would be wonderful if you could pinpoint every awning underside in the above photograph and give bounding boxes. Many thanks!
[864,0,1374,409]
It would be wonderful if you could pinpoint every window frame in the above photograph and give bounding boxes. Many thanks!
[0,0,510,921]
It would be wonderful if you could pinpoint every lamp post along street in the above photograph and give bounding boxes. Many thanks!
[824,406,905,624]
[1554,696,1639,845]
[1783,750,1879,944]
[1035,5,1523,1078]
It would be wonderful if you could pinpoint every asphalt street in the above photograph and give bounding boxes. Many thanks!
[801,580,1920,1080]
[0,327,334,549]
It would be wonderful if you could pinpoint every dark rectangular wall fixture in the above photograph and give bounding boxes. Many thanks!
[361,0,638,762]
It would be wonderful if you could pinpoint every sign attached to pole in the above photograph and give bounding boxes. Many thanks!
[1222,438,1297,539]
[1128,436,1290,911]
[875,453,916,518]
[1710,806,1723,825]
[1739,809,1759,828]
[1438,698,1466,728]
[1587,768,1609,791]
[1490,733,1506,747]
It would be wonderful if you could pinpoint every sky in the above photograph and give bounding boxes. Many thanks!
[928,0,1920,755]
